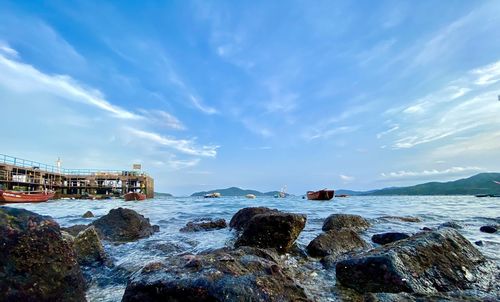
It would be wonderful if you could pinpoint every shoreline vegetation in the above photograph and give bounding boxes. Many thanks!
[171,173,500,198]
[0,204,498,301]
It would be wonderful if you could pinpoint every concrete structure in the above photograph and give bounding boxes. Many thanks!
[0,154,154,199]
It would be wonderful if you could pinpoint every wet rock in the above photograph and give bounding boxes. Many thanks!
[322,213,370,232]
[336,228,487,294]
[62,224,88,237]
[479,225,497,233]
[438,221,463,229]
[379,216,421,223]
[421,227,433,231]
[0,206,86,302]
[73,226,108,266]
[229,206,278,231]
[91,207,157,242]
[122,248,311,302]
[371,232,410,245]
[180,218,227,232]
[144,240,185,255]
[364,291,498,301]
[61,230,75,243]
[235,211,306,253]
[82,210,94,218]
[474,240,484,246]
[307,229,368,258]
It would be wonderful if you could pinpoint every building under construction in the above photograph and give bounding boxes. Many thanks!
[0,154,154,199]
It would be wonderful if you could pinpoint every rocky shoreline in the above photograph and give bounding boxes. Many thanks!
[1,205,498,301]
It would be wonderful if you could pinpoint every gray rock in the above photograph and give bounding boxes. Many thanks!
[0,206,86,302]
[322,214,370,232]
[229,207,278,231]
[438,221,463,229]
[307,229,368,258]
[122,248,311,301]
[379,216,421,223]
[91,207,157,242]
[235,211,306,253]
[336,228,488,294]
[479,225,497,233]
[371,232,410,245]
[180,218,227,232]
[82,211,94,218]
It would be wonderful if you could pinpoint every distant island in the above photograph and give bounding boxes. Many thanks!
[191,187,288,197]
[154,192,173,197]
[340,173,500,196]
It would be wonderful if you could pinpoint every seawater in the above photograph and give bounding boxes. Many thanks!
[6,195,500,301]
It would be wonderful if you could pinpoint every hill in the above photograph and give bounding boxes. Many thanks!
[191,187,286,197]
[154,192,173,197]
[367,173,500,195]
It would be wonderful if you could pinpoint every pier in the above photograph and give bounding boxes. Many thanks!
[0,154,154,199]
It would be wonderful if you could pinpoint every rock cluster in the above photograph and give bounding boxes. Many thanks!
[122,247,311,302]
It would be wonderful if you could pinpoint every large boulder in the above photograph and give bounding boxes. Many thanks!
[91,207,158,242]
[229,207,277,231]
[235,211,306,253]
[180,218,227,232]
[73,226,108,266]
[0,207,86,302]
[307,229,368,258]
[122,248,311,302]
[336,228,488,294]
[322,214,370,232]
[479,225,497,233]
[371,232,410,245]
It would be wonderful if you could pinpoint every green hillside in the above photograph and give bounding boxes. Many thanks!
[191,187,284,197]
[368,173,500,195]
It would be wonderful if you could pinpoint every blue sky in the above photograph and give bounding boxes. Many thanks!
[1,1,500,195]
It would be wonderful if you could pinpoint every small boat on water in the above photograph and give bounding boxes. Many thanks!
[0,189,55,203]
[245,194,256,199]
[307,189,335,201]
[124,192,147,201]
[204,192,221,198]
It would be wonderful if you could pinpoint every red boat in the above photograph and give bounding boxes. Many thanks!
[124,192,147,201]
[0,189,55,203]
[307,189,335,200]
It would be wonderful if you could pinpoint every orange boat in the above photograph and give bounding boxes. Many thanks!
[124,192,147,201]
[0,189,55,203]
[307,189,335,201]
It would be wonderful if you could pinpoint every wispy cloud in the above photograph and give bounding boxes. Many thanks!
[307,125,359,140]
[383,59,500,150]
[139,109,186,130]
[125,127,218,157]
[0,52,140,120]
[381,166,483,179]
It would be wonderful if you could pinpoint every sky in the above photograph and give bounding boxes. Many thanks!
[1,0,500,196]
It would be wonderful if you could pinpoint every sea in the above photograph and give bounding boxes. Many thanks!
[5,195,500,301]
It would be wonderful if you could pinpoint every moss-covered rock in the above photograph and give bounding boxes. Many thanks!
[307,229,368,258]
[0,206,86,302]
[229,207,278,231]
[235,211,306,253]
[336,228,489,294]
[91,207,158,242]
[74,226,108,266]
[322,214,370,232]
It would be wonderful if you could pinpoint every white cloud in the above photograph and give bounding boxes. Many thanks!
[307,125,359,140]
[340,174,354,181]
[0,41,18,57]
[473,61,500,86]
[125,127,218,157]
[381,166,483,178]
[139,109,186,130]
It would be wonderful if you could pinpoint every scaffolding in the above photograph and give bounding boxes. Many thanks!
[0,154,154,199]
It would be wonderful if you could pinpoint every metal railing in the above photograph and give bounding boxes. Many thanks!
[0,154,149,177]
